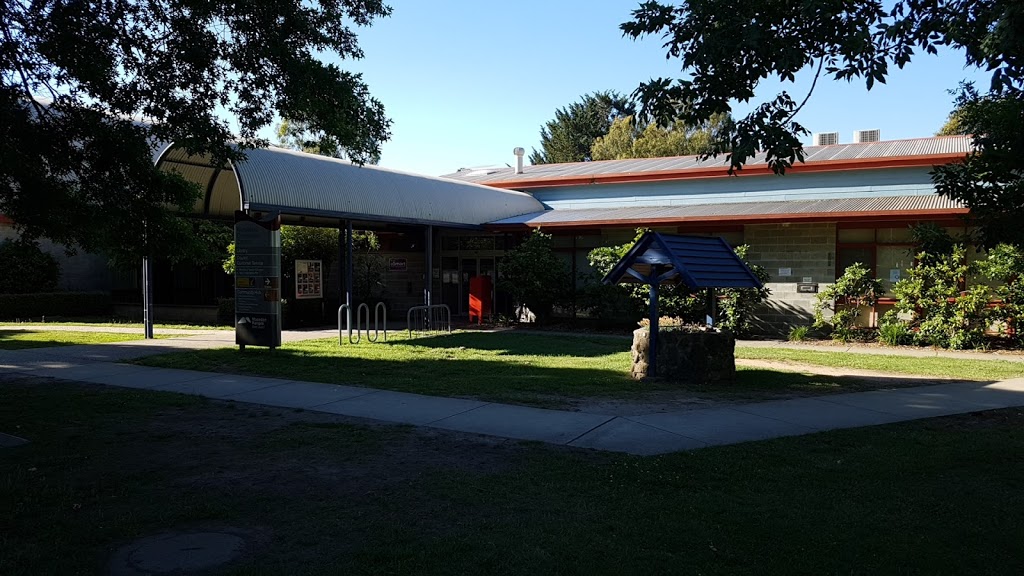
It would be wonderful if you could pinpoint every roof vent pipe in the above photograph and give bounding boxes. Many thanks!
[513,147,525,174]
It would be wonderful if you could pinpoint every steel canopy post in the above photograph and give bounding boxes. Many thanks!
[142,257,154,339]
[425,225,433,308]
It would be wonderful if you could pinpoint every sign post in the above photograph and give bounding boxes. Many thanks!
[233,211,282,349]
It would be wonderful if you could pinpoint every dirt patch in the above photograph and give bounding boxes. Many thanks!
[734,358,965,382]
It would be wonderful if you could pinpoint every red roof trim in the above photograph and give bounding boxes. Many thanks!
[481,154,967,190]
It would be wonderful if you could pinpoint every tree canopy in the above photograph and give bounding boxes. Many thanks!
[276,118,382,164]
[1,0,392,264]
[530,91,634,164]
[622,0,1024,246]
[590,113,733,161]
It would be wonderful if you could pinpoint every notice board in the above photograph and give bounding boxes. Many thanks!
[295,259,323,300]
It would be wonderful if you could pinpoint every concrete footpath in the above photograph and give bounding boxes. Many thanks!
[4,345,1024,455]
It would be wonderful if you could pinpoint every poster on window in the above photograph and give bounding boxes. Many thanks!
[294,259,323,300]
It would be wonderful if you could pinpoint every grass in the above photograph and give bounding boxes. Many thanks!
[737,346,1024,381]
[134,331,878,406]
[0,329,173,350]
[2,378,1023,575]
[0,318,231,330]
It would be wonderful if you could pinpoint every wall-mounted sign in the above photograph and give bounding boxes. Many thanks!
[889,269,901,283]
[295,259,323,300]
[802,276,813,283]
[797,283,819,294]
[389,258,407,272]
[234,211,281,349]
[778,267,792,277]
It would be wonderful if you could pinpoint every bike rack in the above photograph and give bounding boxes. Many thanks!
[359,302,388,342]
[339,302,387,344]
[406,304,452,337]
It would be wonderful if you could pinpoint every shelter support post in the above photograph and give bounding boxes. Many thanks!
[706,287,717,327]
[647,265,661,378]
[424,225,433,308]
[346,219,354,334]
[142,257,154,339]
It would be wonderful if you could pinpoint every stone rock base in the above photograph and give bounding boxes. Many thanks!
[631,328,736,384]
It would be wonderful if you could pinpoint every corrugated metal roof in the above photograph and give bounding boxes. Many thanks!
[157,145,544,228]
[604,233,763,289]
[489,195,967,226]
[443,136,973,185]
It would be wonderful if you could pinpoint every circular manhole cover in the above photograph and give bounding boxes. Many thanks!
[110,531,247,575]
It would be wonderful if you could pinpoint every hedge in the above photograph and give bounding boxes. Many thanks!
[0,292,113,320]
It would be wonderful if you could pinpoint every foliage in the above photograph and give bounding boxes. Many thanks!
[590,113,733,161]
[2,0,391,262]
[814,263,884,342]
[787,326,809,342]
[223,226,383,300]
[932,84,1024,247]
[586,231,769,335]
[936,107,968,136]
[975,242,1024,343]
[529,91,634,164]
[878,311,915,347]
[0,240,58,294]
[717,244,771,336]
[586,230,702,322]
[622,1,1023,245]
[0,292,111,320]
[500,230,573,324]
[893,243,991,350]
[276,118,382,164]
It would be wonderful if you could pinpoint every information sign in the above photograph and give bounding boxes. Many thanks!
[234,211,282,349]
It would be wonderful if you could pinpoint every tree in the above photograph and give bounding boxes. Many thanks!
[2,0,392,265]
[530,91,635,164]
[590,113,733,161]
[0,239,58,294]
[621,1,1023,246]
[500,230,573,324]
[276,118,382,164]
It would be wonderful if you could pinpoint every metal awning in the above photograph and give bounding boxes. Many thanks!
[603,232,762,289]
[153,144,545,229]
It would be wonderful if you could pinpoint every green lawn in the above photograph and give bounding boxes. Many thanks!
[0,319,231,330]
[0,329,172,350]
[2,379,1023,575]
[134,332,879,406]
[737,346,1024,381]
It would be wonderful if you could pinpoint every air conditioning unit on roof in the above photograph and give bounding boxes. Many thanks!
[854,129,881,143]
[813,132,839,146]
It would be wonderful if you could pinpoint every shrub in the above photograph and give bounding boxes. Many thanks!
[877,311,915,346]
[814,263,884,342]
[585,231,771,335]
[0,240,59,294]
[976,243,1024,344]
[893,242,991,349]
[216,297,235,325]
[501,229,573,324]
[0,292,111,320]
[788,326,809,342]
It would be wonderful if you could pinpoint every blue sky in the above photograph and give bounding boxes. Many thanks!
[325,0,990,176]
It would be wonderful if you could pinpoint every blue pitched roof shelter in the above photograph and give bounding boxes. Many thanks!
[602,232,763,379]
[602,233,763,290]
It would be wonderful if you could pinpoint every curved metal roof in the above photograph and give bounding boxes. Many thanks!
[155,144,544,228]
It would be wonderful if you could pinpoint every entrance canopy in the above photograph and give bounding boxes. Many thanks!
[153,144,544,228]
[603,232,763,289]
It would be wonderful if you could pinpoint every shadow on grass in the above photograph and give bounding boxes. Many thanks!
[385,331,625,358]
[735,368,997,396]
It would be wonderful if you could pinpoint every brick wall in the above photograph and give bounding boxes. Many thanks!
[744,223,836,334]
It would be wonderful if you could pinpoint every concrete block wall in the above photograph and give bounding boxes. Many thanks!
[1,222,112,292]
[744,223,836,334]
